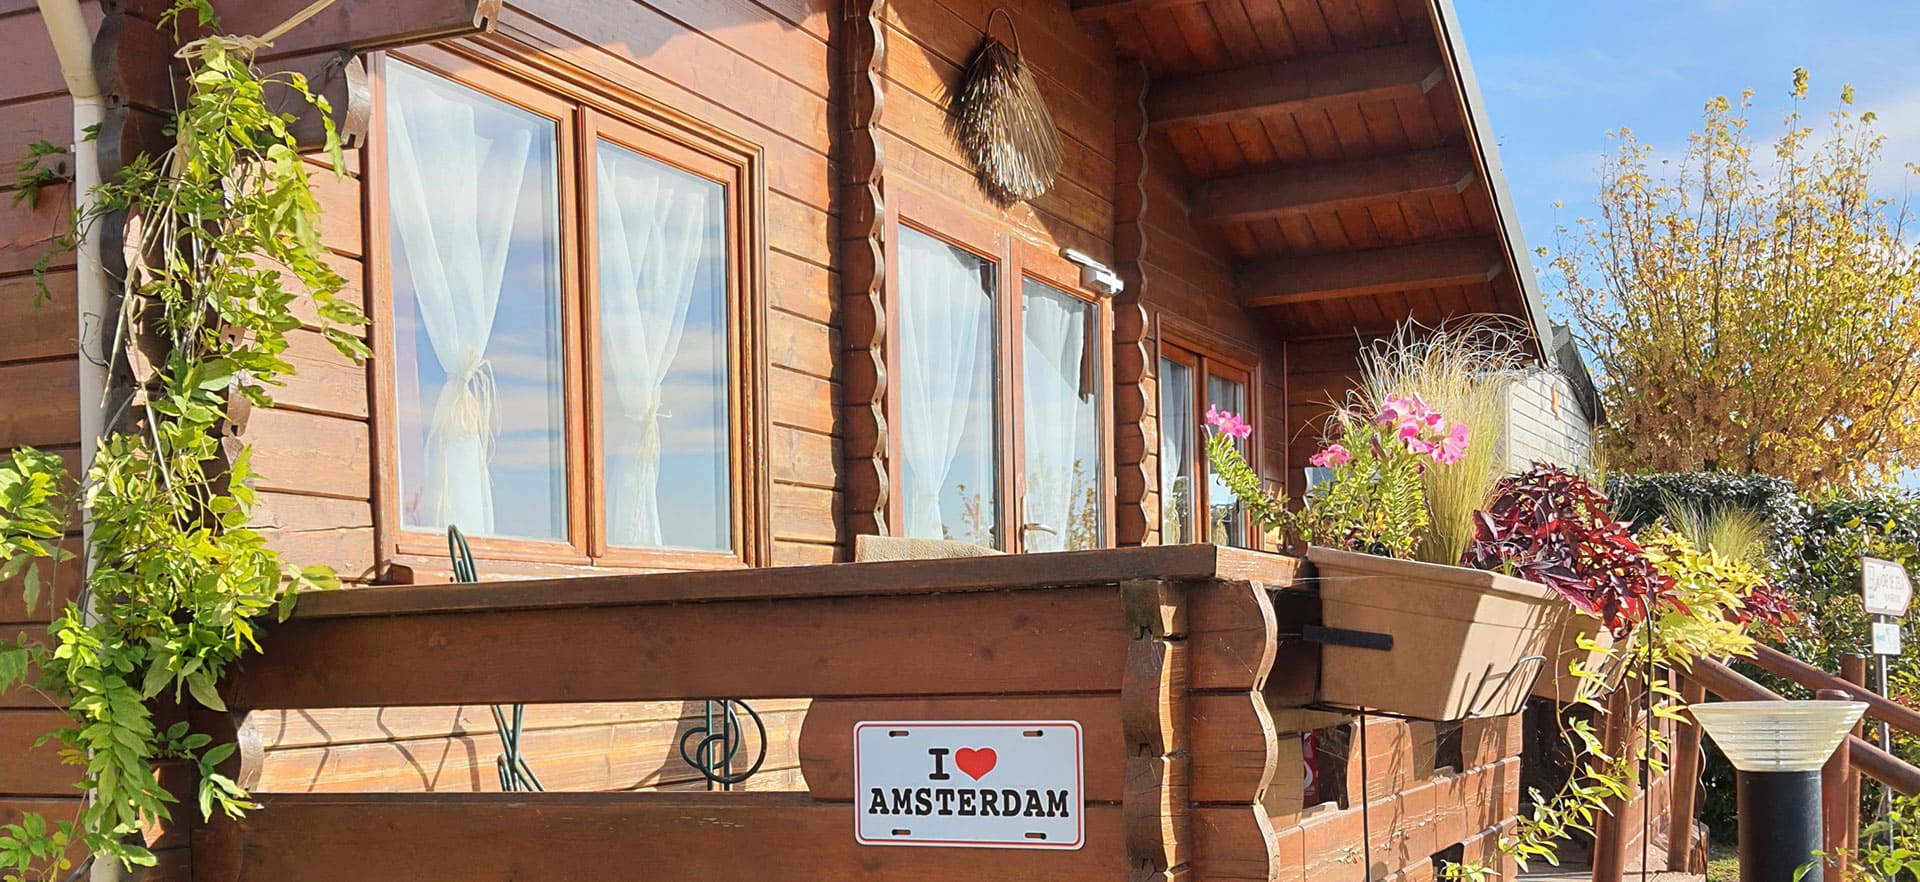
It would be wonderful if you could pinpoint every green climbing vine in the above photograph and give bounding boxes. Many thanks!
[0,3,366,877]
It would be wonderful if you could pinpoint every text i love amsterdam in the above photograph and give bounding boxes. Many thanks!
[852,721,1084,849]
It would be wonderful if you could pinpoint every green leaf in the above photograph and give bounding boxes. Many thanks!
[0,647,27,689]
[18,567,37,616]
[200,742,235,768]
[140,660,173,699]
[184,672,225,712]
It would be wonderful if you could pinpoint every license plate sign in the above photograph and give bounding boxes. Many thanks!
[853,721,1084,850]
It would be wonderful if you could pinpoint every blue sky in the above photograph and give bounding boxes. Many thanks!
[1455,2,1920,485]
[1456,0,1920,284]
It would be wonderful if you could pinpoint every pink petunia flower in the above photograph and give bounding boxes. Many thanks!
[1308,444,1352,467]
[1405,437,1435,457]
[1376,394,1414,427]
[1395,418,1423,441]
[1432,422,1471,464]
[1205,405,1252,440]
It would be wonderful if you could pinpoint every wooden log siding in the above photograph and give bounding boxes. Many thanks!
[185,545,1297,882]
[0,0,87,849]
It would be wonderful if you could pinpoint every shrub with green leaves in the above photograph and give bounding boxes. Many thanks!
[0,5,366,877]
[1606,471,1810,575]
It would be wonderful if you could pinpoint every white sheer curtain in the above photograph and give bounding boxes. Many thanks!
[1158,358,1195,544]
[898,230,991,540]
[595,147,716,548]
[1022,283,1097,552]
[387,74,534,535]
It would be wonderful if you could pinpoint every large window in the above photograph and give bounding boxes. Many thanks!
[1159,336,1256,548]
[889,196,1110,552]
[374,49,765,572]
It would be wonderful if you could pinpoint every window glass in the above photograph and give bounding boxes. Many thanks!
[897,228,998,546]
[595,140,731,551]
[1206,373,1249,547]
[1021,279,1101,552]
[1158,357,1196,544]
[387,62,566,541]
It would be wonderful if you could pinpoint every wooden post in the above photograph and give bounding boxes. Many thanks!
[1818,687,1854,876]
[1121,580,1191,880]
[1592,682,1638,882]
[1667,675,1708,873]
[1842,654,1870,858]
[837,0,890,538]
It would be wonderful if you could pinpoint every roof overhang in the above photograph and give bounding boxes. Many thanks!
[1076,0,1553,360]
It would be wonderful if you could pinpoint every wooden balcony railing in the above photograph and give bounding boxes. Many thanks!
[178,545,1309,882]
[1665,648,1920,876]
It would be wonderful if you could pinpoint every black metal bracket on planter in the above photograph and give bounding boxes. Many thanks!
[1462,654,1547,719]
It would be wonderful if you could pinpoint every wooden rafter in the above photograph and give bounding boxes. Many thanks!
[1069,0,1208,20]
[1237,239,1504,308]
[109,0,501,60]
[1149,43,1446,131]
[1194,148,1477,225]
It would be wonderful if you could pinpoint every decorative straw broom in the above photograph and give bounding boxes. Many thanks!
[949,8,1062,204]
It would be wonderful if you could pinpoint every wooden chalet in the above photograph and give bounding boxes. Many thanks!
[0,0,1648,879]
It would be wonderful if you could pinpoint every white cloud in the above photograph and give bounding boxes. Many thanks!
[1868,84,1920,192]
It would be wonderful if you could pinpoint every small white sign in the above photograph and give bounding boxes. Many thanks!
[853,720,1084,850]
[1873,621,1903,656]
[1862,557,1913,617]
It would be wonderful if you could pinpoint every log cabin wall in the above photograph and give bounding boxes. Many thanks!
[882,0,1117,258]
[237,0,847,796]
[0,0,92,844]
[1281,336,1364,501]
[1116,100,1289,547]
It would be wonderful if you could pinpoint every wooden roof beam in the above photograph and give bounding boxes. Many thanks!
[1237,239,1504,308]
[1149,43,1447,131]
[1194,148,1478,225]
[1070,0,1208,20]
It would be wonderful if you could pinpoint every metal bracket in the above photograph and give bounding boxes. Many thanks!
[1462,654,1547,719]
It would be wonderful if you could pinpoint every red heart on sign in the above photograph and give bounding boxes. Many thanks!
[955,747,997,780]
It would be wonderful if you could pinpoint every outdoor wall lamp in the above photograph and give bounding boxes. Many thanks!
[1691,700,1868,882]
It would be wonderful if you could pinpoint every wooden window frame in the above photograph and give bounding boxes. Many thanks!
[882,177,1115,553]
[1155,315,1263,550]
[366,39,770,581]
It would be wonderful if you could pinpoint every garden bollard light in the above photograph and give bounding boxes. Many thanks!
[1691,700,1868,882]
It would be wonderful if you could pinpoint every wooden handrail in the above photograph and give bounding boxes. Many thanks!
[1846,733,1920,797]
[1689,656,1920,796]
[1747,644,1920,738]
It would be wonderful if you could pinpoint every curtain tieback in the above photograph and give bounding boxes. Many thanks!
[635,388,670,463]
[439,358,500,460]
